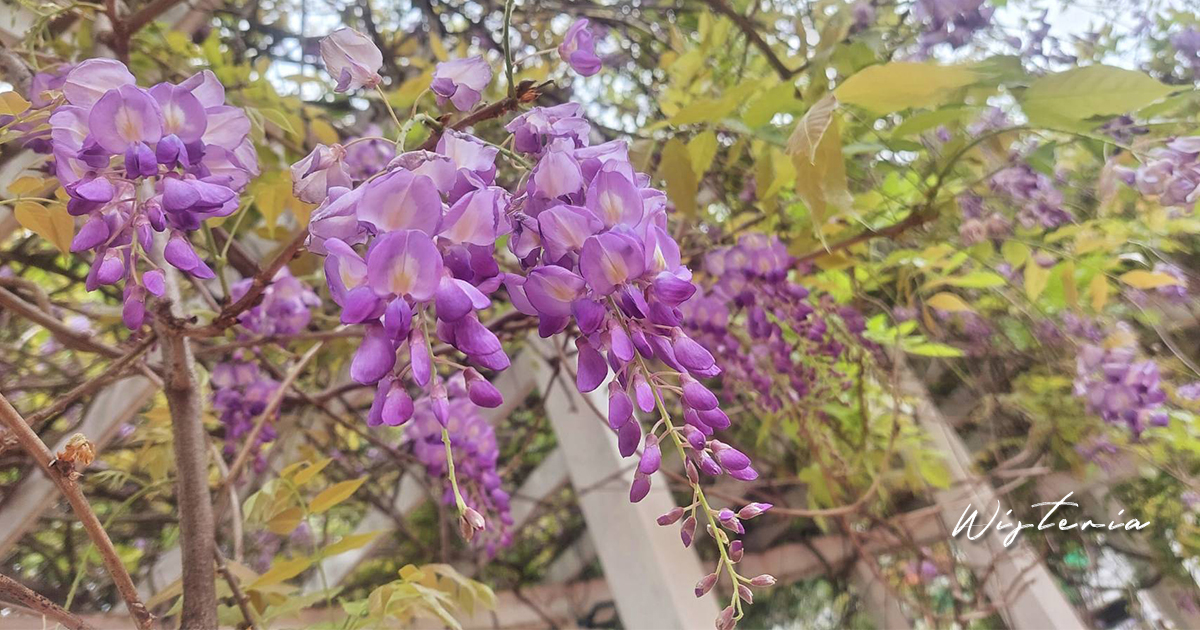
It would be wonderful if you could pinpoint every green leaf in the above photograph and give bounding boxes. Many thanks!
[309,476,368,514]
[658,138,697,218]
[1119,270,1181,289]
[906,342,965,358]
[836,62,978,114]
[290,458,332,486]
[14,201,74,254]
[687,131,719,176]
[321,531,385,558]
[248,556,311,590]
[926,292,972,312]
[787,94,850,225]
[743,82,801,128]
[1025,260,1051,301]
[1020,65,1174,128]
[0,91,31,116]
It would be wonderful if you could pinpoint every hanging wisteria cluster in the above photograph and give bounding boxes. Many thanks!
[403,376,513,554]
[297,23,772,625]
[1114,136,1200,209]
[212,270,319,472]
[46,59,258,328]
[682,235,873,414]
[1073,329,1169,437]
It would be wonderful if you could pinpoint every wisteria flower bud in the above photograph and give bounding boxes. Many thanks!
[633,373,655,412]
[617,417,641,458]
[680,424,707,451]
[320,28,384,92]
[607,383,633,430]
[465,368,504,408]
[291,143,351,203]
[737,584,754,604]
[657,506,684,526]
[431,382,450,426]
[729,540,744,562]
[672,330,716,373]
[637,434,661,474]
[716,605,736,630]
[685,459,700,485]
[728,465,759,482]
[738,502,772,520]
[629,473,651,502]
[680,515,696,547]
[381,383,414,426]
[459,506,486,541]
[749,574,776,587]
[681,376,719,410]
[694,572,718,598]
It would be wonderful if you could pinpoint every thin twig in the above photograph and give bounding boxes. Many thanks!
[24,333,159,429]
[0,573,94,630]
[0,287,123,358]
[0,394,154,630]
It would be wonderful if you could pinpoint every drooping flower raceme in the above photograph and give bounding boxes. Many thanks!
[212,270,319,472]
[1114,136,1200,209]
[45,59,258,328]
[403,377,513,554]
[1074,333,1169,437]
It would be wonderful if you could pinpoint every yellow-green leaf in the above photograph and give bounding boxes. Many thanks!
[1089,274,1109,311]
[14,201,74,254]
[309,477,367,514]
[7,175,47,196]
[787,94,850,225]
[926,292,972,312]
[322,531,384,558]
[836,62,978,114]
[687,131,719,176]
[1060,261,1078,309]
[1119,270,1182,289]
[266,506,304,535]
[1001,241,1029,267]
[658,138,697,218]
[0,91,31,116]
[1025,261,1051,301]
[1021,65,1174,128]
[290,458,332,487]
[248,556,311,590]
[310,119,340,145]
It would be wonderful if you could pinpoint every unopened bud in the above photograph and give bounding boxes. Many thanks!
[749,574,776,587]
[458,507,486,541]
[737,502,772,520]
[681,516,696,547]
[737,584,754,604]
[657,507,684,526]
[716,605,736,630]
[729,540,744,562]
[685,459,700,485]
[695,572,718,597]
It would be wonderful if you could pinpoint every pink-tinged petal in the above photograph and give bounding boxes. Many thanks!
[538,204,601,260]
[149,83,207,142]
[502,273,538,316]
[90,85,163,152]
[63,59,135,107]
[644,226,682,275]
[579,232,646,295]
[410,328,432,386]
[365,230,444,301]
[575,337,608,392]
[531,146,584,198]
[358,169,443,234]
[351,324,397,384]
[523,266,585,317]
[320,28,384,92]
[179,70,225,108]
[437,130,498,177]
[390,151,457,191]
[201,106,252,149]
[586,170,643,228]
[441,187,506,245]
[431,57,492,110]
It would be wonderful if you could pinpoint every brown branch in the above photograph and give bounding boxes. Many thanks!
[794,209,935,265]
[184,229,309,337]
[700,0,798,80]
[0,394,153,630]
[125,0,188,33]
[0,288,123,358]
[0,573,94,630]
[215,549,261,630]
[153,303,218,628]
[23,333,159,430]
[418,79,547,151]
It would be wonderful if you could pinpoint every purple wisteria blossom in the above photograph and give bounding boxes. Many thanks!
[1114,136,1200,209]
[559,19,603,76]
[44,59,257,328]
[320,28,384,92]
[432,57,492,111]
[1074,333,1169,436]
[913,0,994,52]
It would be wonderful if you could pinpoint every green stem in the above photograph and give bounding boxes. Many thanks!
[202,222,231,300]
[503,0,516,98]
[375,85,405,144]
[442,428,468,512]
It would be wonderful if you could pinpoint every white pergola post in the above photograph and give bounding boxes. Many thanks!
[527,335,719,629]
[901,363,1087,629]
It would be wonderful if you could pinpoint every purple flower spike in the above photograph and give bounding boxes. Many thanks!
[559,19,603,76]
[320,28,384,92]
[432,57,492,111]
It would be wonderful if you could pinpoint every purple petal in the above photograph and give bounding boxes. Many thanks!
[351,324,397,384]
[617,419,641,458]
[365,230,444,301]
[576,338,608,392]
[580,232,646,295]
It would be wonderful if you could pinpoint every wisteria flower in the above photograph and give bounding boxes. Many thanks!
[559,19,603,76]
[321,28,384,92]
[432,56,492,111]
